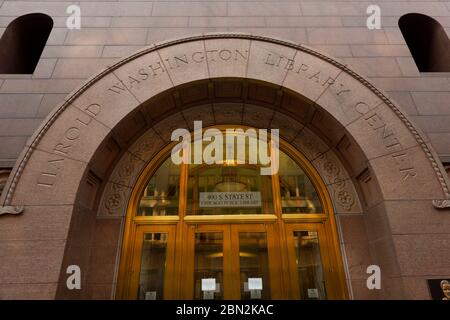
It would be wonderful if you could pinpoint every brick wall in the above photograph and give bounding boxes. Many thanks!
[0,0,449,166]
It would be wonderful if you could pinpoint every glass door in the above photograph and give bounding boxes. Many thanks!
[183,224,232,299]
[128,225,177,300]
[123,222,342,300]
[231,224,283,300]
[285,223,331,300]
[183,223,281,300]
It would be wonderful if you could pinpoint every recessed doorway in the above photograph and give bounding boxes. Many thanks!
[116,126,347,300]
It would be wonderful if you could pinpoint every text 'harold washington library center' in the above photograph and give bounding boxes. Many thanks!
[0,0,450,300]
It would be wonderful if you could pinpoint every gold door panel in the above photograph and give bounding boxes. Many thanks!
[127,225,177,300]
[117,127,348,300]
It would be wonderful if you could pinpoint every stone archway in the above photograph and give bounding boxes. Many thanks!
[1,34,449,300]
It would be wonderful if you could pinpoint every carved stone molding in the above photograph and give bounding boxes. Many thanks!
[313,150,361,213]
[0,205,24,216]
[99,182,131,217]
[3,33,449,208]
[432,200,450,209]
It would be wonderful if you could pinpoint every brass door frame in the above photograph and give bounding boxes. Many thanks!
[284,223,343,300]
[176,223,282,299]
[116,125,348,300]
[183,224,233,299]
[230,223,282,299]
[126,224,177,300]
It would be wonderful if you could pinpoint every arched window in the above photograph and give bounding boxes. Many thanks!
[136,128,323,216]
[121,126,345,301]
[399,13,450,72]
[0,13,53,74]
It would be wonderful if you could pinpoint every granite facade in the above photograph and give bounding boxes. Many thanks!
[0,1,449,300]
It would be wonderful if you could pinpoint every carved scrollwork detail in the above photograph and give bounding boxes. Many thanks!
[3,33,450,210]
[101,182,131,216]
[315,151,357,212]
[336,190,355,210]
[302,138,320,159]
[131,129,165,162]
[134,140,153,159]
[323,160,340,177]
[331,177,347,188]
[105,193,121,214]
[0,205,24,216]
[432,199,450,209]
[119,162,135,178]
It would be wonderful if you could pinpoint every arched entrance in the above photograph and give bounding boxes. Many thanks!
[117,127,347,299]
[1,34,448,300]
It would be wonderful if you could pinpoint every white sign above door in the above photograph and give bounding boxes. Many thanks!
[199,192,262,207]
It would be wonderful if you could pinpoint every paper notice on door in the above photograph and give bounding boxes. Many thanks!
[250,290,262,299]
[248,278,263,290]
[307,288,319,299]
[201,278,216,292]
[203,291,214,300]
[145,291,156,300]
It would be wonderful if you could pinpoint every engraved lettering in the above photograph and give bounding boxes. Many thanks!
[323,76,335,87]
[355,102,371,115]
[205,50,218,61]
[108,81,127,95]
[400,167,418,180]
[47,158,65,171]
[308,71,321,83]
[174,54,189,67]
[149,62,165,76]
[37,172,57,187]
[234,49,248,61]
[54,143,72,156]
[365,113,384,130]
[392,153,417,180]
[385,136,401,149]
[75,113,93,126]
[296,63,309,73]
[285,59,295,70]
[379,126,401,150]
[275,55,285,67]
[37,103,102,188]
[218,49,232,61]
[336,83,351,96]
[85,103,101,117]
[164,58,175,69]
[127,75,140,87]
[360,110,416,179]
[65,127,80,141]
[265,53,275,66]
[37,158,64,188]
[192,51,205,63]
[138,68,149,80]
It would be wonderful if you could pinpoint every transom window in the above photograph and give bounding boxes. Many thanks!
[119,126,347,300]
[137,127,324,217]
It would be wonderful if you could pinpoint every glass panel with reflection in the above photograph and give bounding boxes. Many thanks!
[194,232,224,300]
[239,232,270,299]
[137,157,180,216]
[278,151,322,213]
[137,233,168,300]
[293,231,327,300]
[187,165,273,215]
[187,129,274,215]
